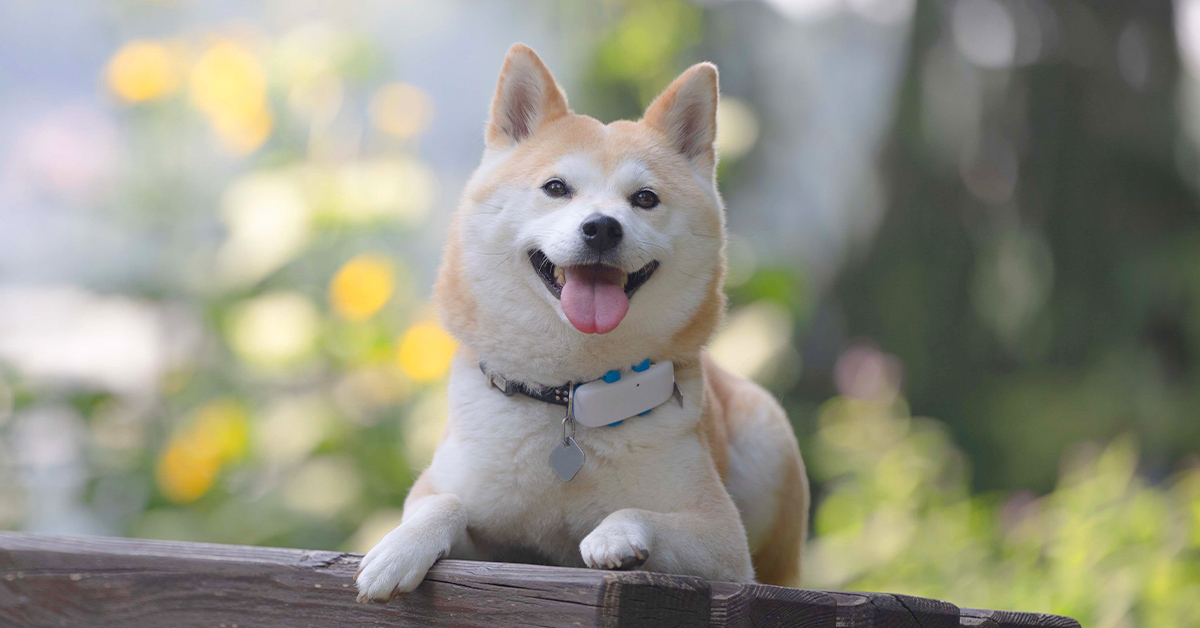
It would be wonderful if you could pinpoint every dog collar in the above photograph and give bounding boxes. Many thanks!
[480,359,682,483]
[479,362,573,406]
[479,359,682,427]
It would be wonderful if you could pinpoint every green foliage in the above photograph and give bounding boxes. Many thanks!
[583,0,704,120]
[806,392,1200,626]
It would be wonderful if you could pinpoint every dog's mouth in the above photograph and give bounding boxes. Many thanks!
[529,249,659,335]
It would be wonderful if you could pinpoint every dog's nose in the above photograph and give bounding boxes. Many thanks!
[581,214,623,253]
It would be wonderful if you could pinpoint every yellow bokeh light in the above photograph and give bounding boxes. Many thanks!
[155,399,248,504]
[156,439,219,504]
[396,321,458,383]
[329,254,396,321]
[191,398,249,463]
[228,292,321,369]
[107,40,182,103]
[369,83,434,138]
[335,158,436,225]
[191,40,265,118]
[716,97,760,161]
[190,40,272,154]
[209,105,273,155]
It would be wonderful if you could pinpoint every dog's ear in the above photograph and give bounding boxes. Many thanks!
[643,63,719,177]
[486,44,569,149]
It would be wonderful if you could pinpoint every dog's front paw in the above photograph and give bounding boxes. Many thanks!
[355,525,444,602]
[580,511,651,570]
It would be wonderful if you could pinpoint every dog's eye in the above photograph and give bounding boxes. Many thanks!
[631,189,659,209]
[542,179,570,198]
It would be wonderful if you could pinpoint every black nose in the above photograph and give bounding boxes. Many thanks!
[581,214,623,253]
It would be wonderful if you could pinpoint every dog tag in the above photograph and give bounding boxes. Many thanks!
[550,437,585,482]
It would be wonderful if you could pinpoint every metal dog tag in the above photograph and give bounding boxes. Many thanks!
[550,437,585,482]
[550,386,584,482]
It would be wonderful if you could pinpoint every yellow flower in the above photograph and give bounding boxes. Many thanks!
[190,40,272,154]
[154,399,249,504]
[396,321,457,383]
[209,106,273,155]
[156,438,219,504]
[192,399,249,462]
[329,255,396,321]
[106,40,182,103]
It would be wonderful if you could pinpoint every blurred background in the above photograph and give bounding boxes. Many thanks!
[1,0,1198,625]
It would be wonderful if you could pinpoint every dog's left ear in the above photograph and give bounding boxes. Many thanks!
[486,44,570,150]
[643,63,719,177]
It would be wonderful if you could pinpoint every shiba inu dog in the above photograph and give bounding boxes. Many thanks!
[355,43,809,602]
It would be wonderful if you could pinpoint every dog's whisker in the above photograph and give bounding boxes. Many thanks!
[671,265,705,281]
[465,247,510,257]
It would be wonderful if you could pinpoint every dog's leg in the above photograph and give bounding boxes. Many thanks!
[580,504,755,583]
[355,476,468,602]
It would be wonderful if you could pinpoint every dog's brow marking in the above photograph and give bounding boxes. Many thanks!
[555,153,602,191]
[474,200,505,214]
[613,160,653,191]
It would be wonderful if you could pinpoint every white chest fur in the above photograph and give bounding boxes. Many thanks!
[425,352,710,565]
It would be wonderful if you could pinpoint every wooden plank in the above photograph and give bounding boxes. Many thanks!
[709,581,837,627]
[0,531,709,628]
[960,608,1081,628]
[817,591,960,627]
[867,592,959,627]
[822,591,877,627]
[600,570,710,628]
[0,532,1081,628]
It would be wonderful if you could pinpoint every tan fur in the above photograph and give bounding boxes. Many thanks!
[703,355,808,586]
[432,216,478,338]
[358,44,808,602]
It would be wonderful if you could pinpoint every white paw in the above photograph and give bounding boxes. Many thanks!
[580,514,651,570]
[355,525,444,602]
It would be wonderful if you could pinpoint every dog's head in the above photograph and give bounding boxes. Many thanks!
[435,44,726,381]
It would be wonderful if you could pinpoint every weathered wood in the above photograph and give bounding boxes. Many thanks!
[0,532,1080,628]
[814,590,959,627]
[0,532,705,627]
[709,581,837,627]
[960,608,1081,628]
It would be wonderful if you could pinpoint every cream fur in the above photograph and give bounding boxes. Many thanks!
[356,44,808,602]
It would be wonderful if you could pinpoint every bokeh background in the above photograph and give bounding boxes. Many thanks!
[1,0,1199,625]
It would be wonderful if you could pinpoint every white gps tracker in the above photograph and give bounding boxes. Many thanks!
[571,360,676,428]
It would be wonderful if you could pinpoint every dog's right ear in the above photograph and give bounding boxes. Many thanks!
[486,44,569,150]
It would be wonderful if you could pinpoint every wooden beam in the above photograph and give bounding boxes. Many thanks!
[0,532,1079,628]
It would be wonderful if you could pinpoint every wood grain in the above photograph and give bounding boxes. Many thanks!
[960,608,1082,628]
[0,532,1080,628]
[709,581,837,627]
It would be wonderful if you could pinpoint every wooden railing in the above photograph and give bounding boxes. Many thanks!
[0,531,1079,627]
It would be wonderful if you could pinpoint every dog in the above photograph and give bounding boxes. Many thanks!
[355,43,809,602]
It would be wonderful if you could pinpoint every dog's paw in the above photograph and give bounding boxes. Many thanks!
[580,513,651,570]
[355,525,444,602]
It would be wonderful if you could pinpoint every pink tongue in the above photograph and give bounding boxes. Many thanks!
[560,266,629,334]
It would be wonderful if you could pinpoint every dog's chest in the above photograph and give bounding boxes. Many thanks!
[424,358,708,565]
[426,379,695,565]
[428,403,606,563]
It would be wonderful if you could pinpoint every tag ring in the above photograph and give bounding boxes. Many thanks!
[561,384,576,446]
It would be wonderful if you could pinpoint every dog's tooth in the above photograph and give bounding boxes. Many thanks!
[554,266,565,285]
[620,273,629,288]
